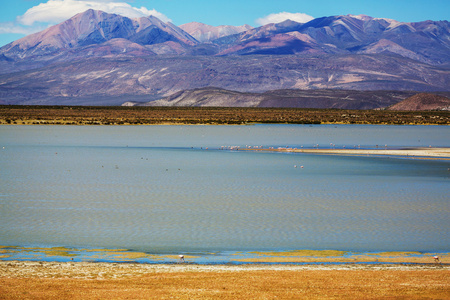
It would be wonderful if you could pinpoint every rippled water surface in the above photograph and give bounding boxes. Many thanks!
[1,125,449,254]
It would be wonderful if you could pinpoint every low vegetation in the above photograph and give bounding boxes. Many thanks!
[0,106,449,125]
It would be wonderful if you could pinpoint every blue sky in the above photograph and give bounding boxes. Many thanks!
[1,0,449,47]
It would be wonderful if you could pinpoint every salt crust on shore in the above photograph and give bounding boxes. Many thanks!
[244,147,450,159]
[296,147,450,158]
[1,261,447,279]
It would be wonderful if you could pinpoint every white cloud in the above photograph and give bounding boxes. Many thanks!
[16,0,171,26]
[0,22,48,35]
[256,12,314,26]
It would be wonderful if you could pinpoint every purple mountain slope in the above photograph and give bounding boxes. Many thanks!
[0,9,198,60]
[214,15,450,64]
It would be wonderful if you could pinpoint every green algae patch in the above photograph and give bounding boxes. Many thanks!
[0,246,18,249]
[368,251,422,257]
[83,248,129,252]
[110,252,161,260]
[232,256,356,263]
[0,246,19,250]
[233,250,350,263]
[17,247,54,251]
[82,249,163,261]
[250,250,347,257]
[4,246,77,257]
[164,255,200,260]
[0,247,29,255]
[43,247,77,257]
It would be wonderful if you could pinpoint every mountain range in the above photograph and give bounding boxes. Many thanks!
[0,9,449,107]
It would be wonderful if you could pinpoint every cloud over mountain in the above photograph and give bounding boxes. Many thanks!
[17,0,171,26]
[256,12,314,26]
[180,22,253,43]
[0,0,170,41]
[0,22,47,35]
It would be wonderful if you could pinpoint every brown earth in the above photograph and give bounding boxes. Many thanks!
[0,261,449,299]
[0,106,449,125]
[388,93,450,111]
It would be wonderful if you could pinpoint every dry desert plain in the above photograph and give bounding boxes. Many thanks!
[0,261,449,299]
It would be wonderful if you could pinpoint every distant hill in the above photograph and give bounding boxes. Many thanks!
[136,87,424,110]
[0,10,449,106]
[388,93,450,111]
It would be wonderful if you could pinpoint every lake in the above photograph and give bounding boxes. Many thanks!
[0,124,449,261]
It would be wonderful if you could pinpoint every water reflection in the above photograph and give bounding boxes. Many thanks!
[0,125,449,253]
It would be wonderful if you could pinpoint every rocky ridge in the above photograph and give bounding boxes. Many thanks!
[142,87,421,110]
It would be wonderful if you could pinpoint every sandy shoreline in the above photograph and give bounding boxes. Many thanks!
[1,260,447,278]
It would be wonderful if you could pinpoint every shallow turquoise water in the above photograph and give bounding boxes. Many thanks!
[0,125,449,256]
